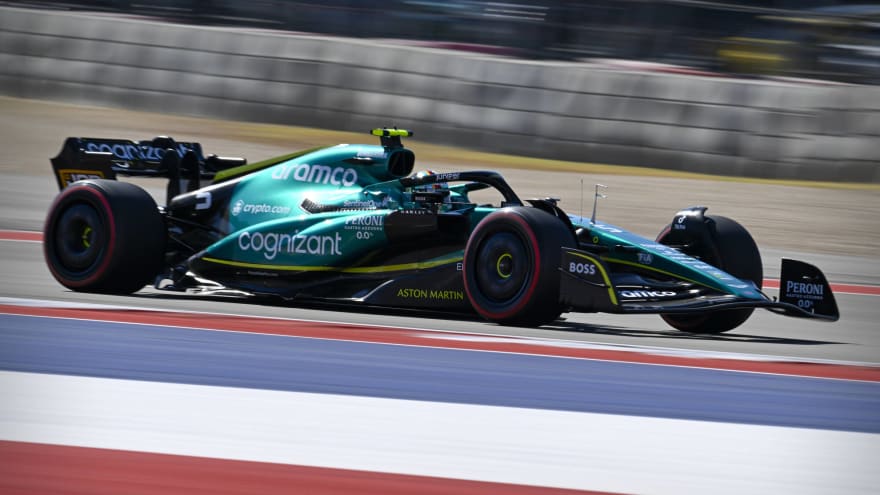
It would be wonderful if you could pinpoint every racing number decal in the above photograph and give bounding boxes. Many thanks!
[195,192,212,210]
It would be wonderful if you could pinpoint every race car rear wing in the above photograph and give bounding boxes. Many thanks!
[50,136,247,204]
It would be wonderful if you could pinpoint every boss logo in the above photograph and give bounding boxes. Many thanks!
[569,262,597,275]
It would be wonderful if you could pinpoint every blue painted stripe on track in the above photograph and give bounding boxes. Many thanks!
[1,314,878,433]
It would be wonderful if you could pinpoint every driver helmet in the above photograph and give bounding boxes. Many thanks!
[414,169,448,192]
[413,169,451,204]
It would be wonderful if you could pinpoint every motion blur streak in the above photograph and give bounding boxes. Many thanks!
[0,441,604,495]
[2,299,879,494]
[1,371,877,495]
[0,230,42,242]
[2,303,880,382]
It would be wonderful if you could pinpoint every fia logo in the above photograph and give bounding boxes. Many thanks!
[673,215,687,230]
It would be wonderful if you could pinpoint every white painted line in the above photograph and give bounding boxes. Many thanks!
[1,371,877,495]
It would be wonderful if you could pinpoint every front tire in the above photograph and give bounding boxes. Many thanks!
[657,215,763,334]
[463,207,575,326]
[43,180,166,294]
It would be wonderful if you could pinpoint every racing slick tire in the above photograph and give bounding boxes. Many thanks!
[656,215,763,334]
[463,206,575,326]
[43,179,166,294]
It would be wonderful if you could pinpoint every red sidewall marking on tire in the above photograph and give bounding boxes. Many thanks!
[464,213,542,321]
[42,185,117,288]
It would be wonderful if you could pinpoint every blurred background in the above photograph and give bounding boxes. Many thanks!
[11,0,880,83]
[2,0,879,182]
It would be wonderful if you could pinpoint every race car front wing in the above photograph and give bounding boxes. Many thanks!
[559,249,839,321]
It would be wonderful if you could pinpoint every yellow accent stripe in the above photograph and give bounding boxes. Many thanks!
[201,256,462,274]
[568,251,618,306]
[602,257,717,291]
[724,36,796,45]
[717,49,786,64]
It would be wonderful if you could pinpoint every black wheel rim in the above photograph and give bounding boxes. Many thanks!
[54,203,105,273]
[474,232,531,303]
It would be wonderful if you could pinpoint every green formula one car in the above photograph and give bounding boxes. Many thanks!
[43,128,838,333]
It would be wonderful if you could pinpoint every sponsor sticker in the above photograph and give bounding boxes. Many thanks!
[568,262,597,276]
[83,142,194,162]
[619,290,677,299]
[58,169,105,187]
[785,281,824,301]
[344,215,385,231]
[396,288,465,300]
[563,251,606,285]
[238,231,342,260]
[231,200,292,217]
[783,279,825,311]
[343,200,377,208]
[434,172,460,181]
[673,214,687,230]
[271,163,358,187]
[344,215,385,240]
[342,198,392,209]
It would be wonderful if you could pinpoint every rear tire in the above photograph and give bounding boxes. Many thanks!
[43,180,166,294]
[656,215,762,334]
[463,207,575,326]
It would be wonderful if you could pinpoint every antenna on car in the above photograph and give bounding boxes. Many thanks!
[371,127,413,149]
[590,184,607,225]
[580,178,584,219]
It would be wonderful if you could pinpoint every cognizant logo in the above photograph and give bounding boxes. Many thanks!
[271,163,358,187]
[238,231,342,260]
[84,142,193,162]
